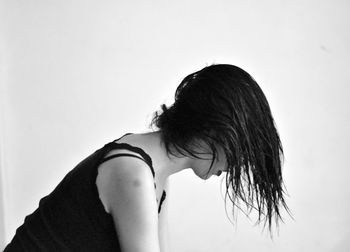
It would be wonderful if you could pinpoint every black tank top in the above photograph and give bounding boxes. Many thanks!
[4,133,167,251]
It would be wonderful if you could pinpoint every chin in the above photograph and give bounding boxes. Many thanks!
[202,174,212,180]
[192,169,212,180]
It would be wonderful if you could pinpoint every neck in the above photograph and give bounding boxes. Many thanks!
[121,131,192,185]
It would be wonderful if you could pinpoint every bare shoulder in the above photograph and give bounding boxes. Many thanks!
[96,153,156,214]
[96,155,160,251]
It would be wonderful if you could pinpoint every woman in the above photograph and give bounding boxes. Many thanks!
[4,64,289,251]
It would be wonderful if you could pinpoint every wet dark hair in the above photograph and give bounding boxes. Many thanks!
[150,64,290,232]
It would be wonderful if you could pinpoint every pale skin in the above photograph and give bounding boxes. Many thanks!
[96,131,227,252]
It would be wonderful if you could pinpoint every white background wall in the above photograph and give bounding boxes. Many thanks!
[1,0,350,251]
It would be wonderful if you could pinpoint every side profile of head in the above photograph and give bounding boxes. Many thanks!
[150,63,289,231]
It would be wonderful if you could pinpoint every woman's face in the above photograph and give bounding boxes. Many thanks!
[191,144,227,180]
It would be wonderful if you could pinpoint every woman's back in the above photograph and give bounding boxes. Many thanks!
[4,133,166,251]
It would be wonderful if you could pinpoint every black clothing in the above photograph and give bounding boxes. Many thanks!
[4,133,166,251]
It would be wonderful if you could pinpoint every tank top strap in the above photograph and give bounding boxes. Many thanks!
[100,153,147,166]
[102,133,155,178]
[158,190,167,213]
[112,132,133,142]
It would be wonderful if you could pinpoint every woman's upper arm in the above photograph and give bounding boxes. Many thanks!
[97,158,161,252]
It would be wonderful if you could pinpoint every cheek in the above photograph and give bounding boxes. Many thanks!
[218,158,226,170]
[194,159,214,176]
[217,149,227,168]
